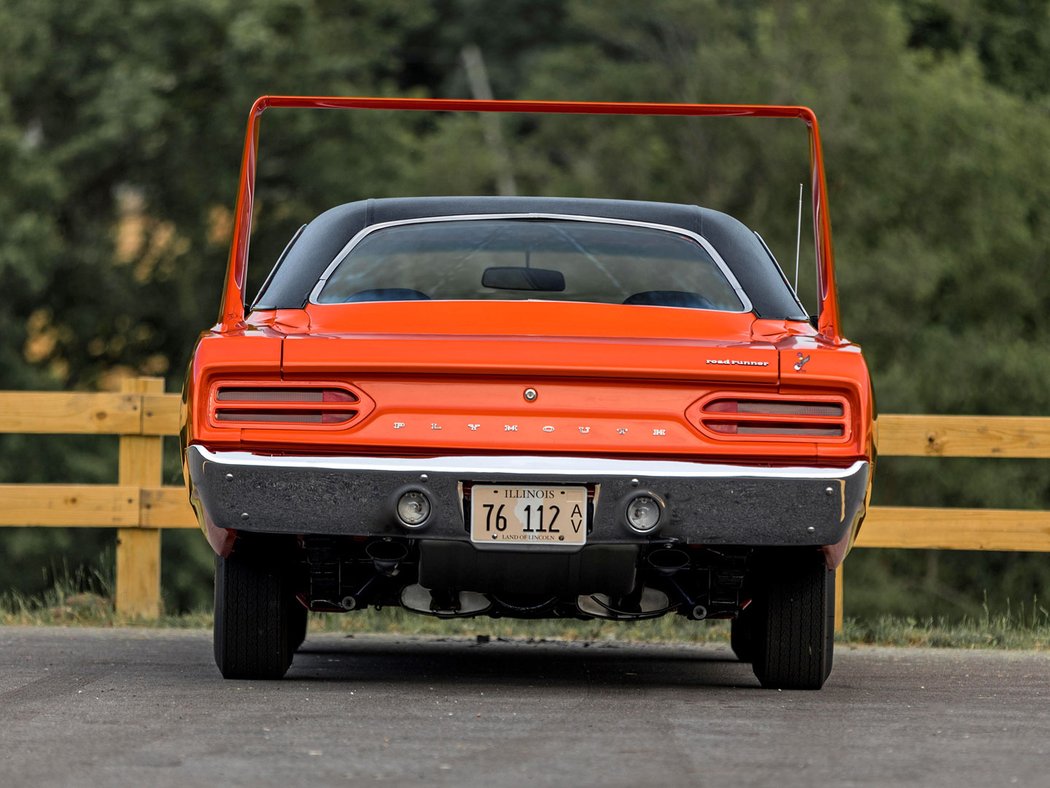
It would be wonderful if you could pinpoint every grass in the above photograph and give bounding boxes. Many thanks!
[839,593,1050,650]
[3,588,1050,650]
[0,590,212,629]
[4,563,1048,648]
[0,562,210,630]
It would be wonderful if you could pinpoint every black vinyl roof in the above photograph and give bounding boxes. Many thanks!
[253,196,807,320]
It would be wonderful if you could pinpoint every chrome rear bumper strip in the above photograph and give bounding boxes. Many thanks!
[186,446,869,549]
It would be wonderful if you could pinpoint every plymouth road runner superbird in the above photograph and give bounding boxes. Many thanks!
[183,97,875,689]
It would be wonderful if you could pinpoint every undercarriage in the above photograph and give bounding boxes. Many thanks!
[213,531,835,689]
[298,535,750,622]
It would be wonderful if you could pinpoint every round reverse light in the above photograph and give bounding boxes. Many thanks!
[625,495,662,533]
[396,490,431,527]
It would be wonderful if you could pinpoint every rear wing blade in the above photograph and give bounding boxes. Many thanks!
[219,96,841,342]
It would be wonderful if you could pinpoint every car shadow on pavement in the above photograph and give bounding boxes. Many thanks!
[285,636,758,689]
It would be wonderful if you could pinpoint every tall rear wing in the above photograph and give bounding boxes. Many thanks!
[219,96,842,342]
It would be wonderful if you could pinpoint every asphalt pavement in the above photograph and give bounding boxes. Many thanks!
[0,626,1047,787]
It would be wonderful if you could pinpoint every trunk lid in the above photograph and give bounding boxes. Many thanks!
[282,301,779,383]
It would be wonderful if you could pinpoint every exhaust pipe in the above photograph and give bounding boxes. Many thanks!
[646,549,708,619]
[647,548,690,577]
[366,539,409,576]
[338,540,409,610]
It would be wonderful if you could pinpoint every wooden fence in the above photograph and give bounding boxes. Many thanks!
[2,376,1049,620]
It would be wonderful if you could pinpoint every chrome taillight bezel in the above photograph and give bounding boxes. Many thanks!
[688,392,852,442]
[207,380,374,430]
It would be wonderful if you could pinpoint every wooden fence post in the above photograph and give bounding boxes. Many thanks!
[115,376,164,618]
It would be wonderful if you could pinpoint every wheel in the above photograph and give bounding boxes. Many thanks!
[730,604,758,663]
[214,550,294,680]
[751,553,833,690]
[288,599,308,653]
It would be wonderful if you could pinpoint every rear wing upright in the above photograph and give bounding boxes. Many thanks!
[218,96,842,342]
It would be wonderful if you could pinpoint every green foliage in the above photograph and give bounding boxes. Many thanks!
[3,598,1048,651]
[903,0,1050,99]
[0,0,1048,617]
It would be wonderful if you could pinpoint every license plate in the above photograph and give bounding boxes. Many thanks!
[470,485,588,546]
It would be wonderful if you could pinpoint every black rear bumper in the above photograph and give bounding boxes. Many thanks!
[187,446,869,549]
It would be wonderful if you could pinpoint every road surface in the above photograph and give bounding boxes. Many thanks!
[0,627,1047,787]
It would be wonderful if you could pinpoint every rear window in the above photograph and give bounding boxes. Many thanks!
[313,218,748,311]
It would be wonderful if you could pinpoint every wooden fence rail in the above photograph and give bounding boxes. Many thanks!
[2,377,1049,620]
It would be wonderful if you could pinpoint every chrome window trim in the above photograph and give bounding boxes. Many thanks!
[306,213,754,314]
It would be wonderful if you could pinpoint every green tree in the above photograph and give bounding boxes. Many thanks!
[1,0,1048,618]
[0,0,434,607]
[408,0,1050,618]
[903,0,1050,99]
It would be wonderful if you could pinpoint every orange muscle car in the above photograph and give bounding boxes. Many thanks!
[183,97,875,689]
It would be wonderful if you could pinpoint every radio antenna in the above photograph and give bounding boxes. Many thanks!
[793,183,803,294]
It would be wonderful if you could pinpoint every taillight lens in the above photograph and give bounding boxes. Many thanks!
[704,400,843,417]
[697,398,847,439]
[212,387,361,426]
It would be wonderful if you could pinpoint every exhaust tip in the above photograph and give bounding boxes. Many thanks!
[647,548,689,576]
[365,539,410,563]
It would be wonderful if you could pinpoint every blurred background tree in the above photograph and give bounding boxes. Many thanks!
[0,0,1047,618]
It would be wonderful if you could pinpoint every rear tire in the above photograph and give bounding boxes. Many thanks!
[751,553,832,690]
[214,551,293,680]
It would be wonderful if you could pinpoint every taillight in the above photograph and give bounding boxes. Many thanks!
[212,386,362,426]
[695,397,848,439]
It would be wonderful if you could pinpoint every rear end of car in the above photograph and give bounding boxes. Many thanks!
[184,195,875,689]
